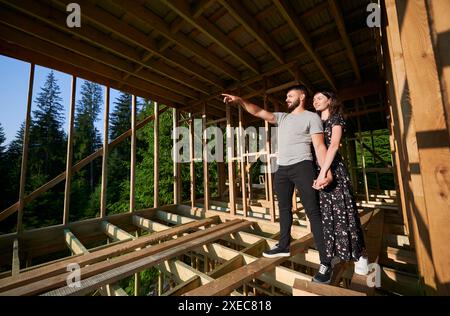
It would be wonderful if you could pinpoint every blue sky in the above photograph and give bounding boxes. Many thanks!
[0,55,143,145]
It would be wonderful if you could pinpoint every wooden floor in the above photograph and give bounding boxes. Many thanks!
[0,193,420,296]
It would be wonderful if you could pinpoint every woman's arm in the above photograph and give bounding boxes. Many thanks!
[317,125,343,181]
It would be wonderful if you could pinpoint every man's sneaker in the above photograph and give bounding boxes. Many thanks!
[262,246,290,258]
[354,256,369,275]
[312,264,332,284]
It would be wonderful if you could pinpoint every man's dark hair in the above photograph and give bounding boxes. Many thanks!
[287,84,309,97]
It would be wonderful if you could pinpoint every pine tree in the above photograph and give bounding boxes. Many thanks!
[0,123,5,157]
[107,93,133,213]
[71,81,103,220]
[25,71,67,229]
[0,122,7,211]
[30,70,67,181]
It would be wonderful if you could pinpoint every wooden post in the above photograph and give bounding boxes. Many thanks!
[173,108,181,204]
[218,147,226,200]
[392,0,450,295]
[356,101,369,202]
[154,102,159,208]
[189,113,196,208]
[264,95,276,222]
[202,103,210,211]
[100,87,110,218]
[226,104,236,215]
[17,63,35,235]
[130,95,137,213]
[158,270,163,296]
[238,105,248,217]
[63,76,76,226]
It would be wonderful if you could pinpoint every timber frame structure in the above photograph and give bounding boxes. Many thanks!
[0,0,449,296]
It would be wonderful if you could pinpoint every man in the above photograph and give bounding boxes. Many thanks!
[222,85,333,283]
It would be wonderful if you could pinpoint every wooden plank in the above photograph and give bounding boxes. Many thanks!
[0,217,219,293]
[264,96,276,222]
[12,239,20,277]
[111,0,239,80]
[202,103,210,212]
[132,215,168,233]
[162,275,201,296]
[326,0,361,81]
[395,0,450,295]
[226,104,236,216]
[183,232,315,296]
[0,0,210,94]
[155,210,195,225]
[218,0,284,64]
[237,105,248,218]
[101,221,135,242]
[173,108,181,204]
[33,220,251,296]
[130,95,137,213]
[293,279,366,296]
[16,63,34,234]
[62,76,76,226]
[154,102,160,208]
[273,0,336,89]
[64,229,88,255]
[189,114,196,209]
[349,209,384,295]
[208,255,244,279]
[100,87,110,218]
[165,0,259,74]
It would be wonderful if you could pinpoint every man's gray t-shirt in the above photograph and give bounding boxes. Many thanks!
[273,111,323,166]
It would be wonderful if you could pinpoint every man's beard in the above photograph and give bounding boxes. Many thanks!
[287,98,300,113]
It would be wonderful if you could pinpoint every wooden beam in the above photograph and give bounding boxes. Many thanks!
[16,63,34,235]
[264,95,276,222]
[0,108,169,223]
[100,87,109,219]
[132,215,169,233]
[0,217,219,293]
[226,103,237,216]
[162,275,201,296]
[0,6,200,100]
[395,0,450,295]
[64,229,88,255]
[189,114,196,209]
[164,0,259,74]
[326,0,361,81]
[62,76,76,226]
[218,0,284,64]
[238,105,248,218]
[12,239,20,276]
[111,0,240,81]
[1,0,211,94]
[56,0,224,88]
[183,232,315,296]
[0,24,188,105]
[101,221,135,242]
[384,0,434,293]
[202,104,210,212]
[273,0,336,90]
[293,279,366,296]
[130,95,137,213]
[207,255,244,279]
[30,220,251,296]
[173,108,182,204]
[154,102,160,208]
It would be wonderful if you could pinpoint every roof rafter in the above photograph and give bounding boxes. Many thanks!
[111,0,241,81]
[218,0,285,65]
[55,0,225,88]
[163,0,260,74]
[327,0,361,82]
[273,0,337,90]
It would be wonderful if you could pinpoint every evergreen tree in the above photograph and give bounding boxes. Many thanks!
[71,81,103,220]
[30,70,67,181]
[0,123,5,157]
[25,71,67,229]
[107,93,133,213]
[0,123,7,211]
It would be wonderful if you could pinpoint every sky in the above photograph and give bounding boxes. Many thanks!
[0,55,142,145]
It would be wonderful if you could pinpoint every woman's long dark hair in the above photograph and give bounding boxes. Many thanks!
[315,91,343,116]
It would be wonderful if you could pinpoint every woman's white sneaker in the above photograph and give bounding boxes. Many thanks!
[354,256,369,275]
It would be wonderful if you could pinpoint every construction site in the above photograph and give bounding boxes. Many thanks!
[0,0,449,297]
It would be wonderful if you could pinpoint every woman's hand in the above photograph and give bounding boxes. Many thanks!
[313,171,333,190]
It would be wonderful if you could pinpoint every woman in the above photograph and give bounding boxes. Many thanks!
[312,91,369,276]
